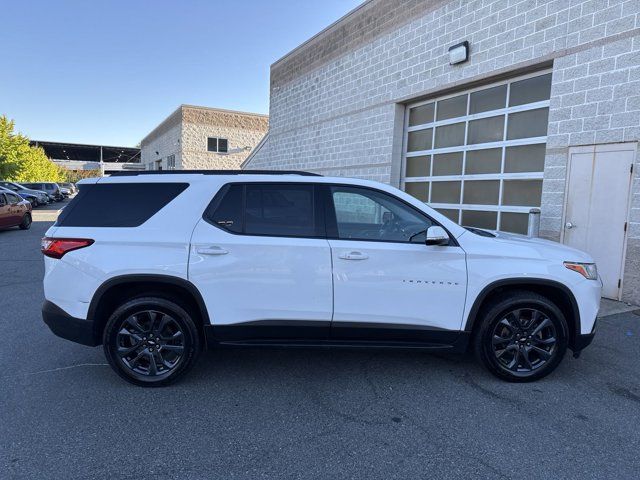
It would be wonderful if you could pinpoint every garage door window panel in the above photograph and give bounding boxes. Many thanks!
[433,152,463,176]
[467,115,505,145]
[407,128,433,152]
[402,71,551,233]
[502,180,543,207]
[462,210,497,230]
[406,155,431,177]
[507,108,549,140]
[409,103,434,126]
[431,181,461,204]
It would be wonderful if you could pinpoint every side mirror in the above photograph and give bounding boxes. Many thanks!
[425,226,449,246]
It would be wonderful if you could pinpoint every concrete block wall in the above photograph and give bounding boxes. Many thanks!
[247,0,640,303]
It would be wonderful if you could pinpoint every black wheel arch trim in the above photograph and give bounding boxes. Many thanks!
[464,278,581,345]
[88,274,211,343]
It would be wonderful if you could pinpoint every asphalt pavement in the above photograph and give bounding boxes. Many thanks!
[1,201,639,479]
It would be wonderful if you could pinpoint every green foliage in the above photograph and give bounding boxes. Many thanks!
[62,169,97,183]
[0,115,65,182]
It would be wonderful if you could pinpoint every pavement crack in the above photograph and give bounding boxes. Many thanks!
[8,363,109,378]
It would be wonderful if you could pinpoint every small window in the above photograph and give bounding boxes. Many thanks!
[167,154,176,170]
[207,137,229,153]
[208,184,243,233]
[330,186,434,243]
[56,183,189,227]
[0,194,5,206]
[6,193,20,203]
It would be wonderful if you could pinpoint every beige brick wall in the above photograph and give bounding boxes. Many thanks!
[141,106,268,171]
[181,107,268,170]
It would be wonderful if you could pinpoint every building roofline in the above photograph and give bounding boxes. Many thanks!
[272,0,374,68]
[241,132,269,169]
[31,139,138,150]
[180,104,269,118]
[141,104,269,146]
[140,106,183,146]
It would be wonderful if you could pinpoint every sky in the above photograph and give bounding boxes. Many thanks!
[1,0,363,147]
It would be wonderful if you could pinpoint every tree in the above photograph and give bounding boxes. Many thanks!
[0,115,65,182]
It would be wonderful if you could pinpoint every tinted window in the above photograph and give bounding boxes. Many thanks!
[245,184,315,237]
[56,183,188,227]
[6,193,21,203]
[330,186,433,243]
[0,194,6,206]
[206,183,318,238]
[209,184,243,233]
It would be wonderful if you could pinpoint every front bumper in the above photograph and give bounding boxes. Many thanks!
[42,300,98,346]
[571,319,597,354]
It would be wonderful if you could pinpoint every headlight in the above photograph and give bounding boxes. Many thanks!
[564,262,598,280]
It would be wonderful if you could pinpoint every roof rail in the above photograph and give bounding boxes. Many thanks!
[109,170,322,177]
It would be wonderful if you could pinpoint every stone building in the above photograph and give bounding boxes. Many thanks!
[244,0,640,304]
[141,105,268,171]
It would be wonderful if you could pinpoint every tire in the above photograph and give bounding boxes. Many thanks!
[473,290,568,382]
[19,213,32,230]
[103,297,201,387]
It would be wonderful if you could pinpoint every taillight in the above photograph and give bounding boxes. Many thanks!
[41,237,94,259]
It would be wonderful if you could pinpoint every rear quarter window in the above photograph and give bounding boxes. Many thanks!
[56,183,188,227]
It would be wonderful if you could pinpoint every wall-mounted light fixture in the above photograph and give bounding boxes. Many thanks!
[449,41,469,65]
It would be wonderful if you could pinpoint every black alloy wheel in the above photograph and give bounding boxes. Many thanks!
[491,308,557,374]
[104,297,200,387]
[474,291,568,382]
[116,310,185,377]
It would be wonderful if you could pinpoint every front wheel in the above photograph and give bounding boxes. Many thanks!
[103,297,201,387]
[474,291,568,382]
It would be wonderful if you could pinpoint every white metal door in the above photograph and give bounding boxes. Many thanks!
[563,144,635,299]
[329,240,468,336]
[189,219,333,335]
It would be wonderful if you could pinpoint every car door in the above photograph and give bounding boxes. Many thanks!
[0,194,10,227]
[4,193,23,225]
[189,182,333,342]
[325,184,467,344]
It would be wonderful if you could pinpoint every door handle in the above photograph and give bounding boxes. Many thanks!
[196,246,228,256]
[339,251,369,260]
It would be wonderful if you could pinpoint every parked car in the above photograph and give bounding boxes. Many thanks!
[59,182,78,195]
[21,182,64,201]
[60,187,71,197]
[0,186,38,207]
[0,181,49,205]
[0,189,32,230]
[41,171,600,387]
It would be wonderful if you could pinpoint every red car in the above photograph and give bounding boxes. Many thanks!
[0,189,32,230]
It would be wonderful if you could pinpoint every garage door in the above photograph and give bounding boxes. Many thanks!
[402,71,552,234]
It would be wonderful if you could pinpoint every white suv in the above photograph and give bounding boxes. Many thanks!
[41,171,601,386]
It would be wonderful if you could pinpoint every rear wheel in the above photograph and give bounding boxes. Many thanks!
[19,213,32,230]
[103,297,201,387]
[474,291,568,382]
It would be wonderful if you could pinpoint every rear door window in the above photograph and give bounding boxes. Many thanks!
[205,183,321,238]
[56,183,188,227]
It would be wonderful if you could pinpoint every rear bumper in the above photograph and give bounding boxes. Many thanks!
[42,300,98,347]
